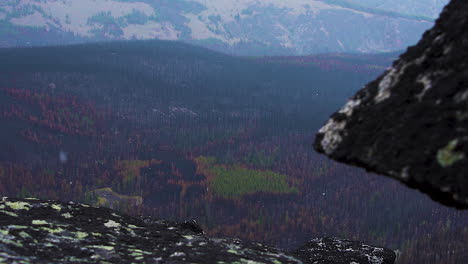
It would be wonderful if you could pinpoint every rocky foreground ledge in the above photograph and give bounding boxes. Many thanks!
[0,198,395,264]
[314,0,468,209]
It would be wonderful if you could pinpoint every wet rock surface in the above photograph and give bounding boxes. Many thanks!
[291,238,396,264]
[0,198,396,264]
[314,0,468,209]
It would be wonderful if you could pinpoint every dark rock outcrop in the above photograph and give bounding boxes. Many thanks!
[292,238,396,264]
[0,198,396,264]
[314,0,468,209]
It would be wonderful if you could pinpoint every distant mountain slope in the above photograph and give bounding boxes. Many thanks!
[0,0,446,55]
[344,0,448,19]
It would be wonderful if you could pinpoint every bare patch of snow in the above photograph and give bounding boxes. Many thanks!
[10,12,52,29]
[185,0,376,46]
[183,13,242,45]
[122,22,180,40]
[320,26,329,37]
[275,23,294,48]
[10,0,163,38]
[170,106,198,117]
[190,0,385,19]
[337,39,345,50]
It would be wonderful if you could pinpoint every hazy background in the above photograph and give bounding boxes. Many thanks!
[0,0,448,55]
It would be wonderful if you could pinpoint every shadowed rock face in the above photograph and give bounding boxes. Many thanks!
[314,0,468,209]
[0,198,396,264]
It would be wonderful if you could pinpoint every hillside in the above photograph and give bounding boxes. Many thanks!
[340,0,448,19]
[0,0,445,55]
[0,41,466,263]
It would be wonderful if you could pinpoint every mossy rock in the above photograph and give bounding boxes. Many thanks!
[0,197,396,263]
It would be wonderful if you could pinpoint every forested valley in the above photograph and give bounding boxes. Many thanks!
[0,40,466,264]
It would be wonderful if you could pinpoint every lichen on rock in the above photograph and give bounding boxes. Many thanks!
[291,238,395,264]
[437,139,466,168]
[314,0,468,209]
[0,198,396,263]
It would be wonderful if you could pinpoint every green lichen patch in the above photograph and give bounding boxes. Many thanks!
[234,259,265,264]
[61,213,73,218]
[228,248,242,255]
[18,231,31,239]
[86,245,115,251]
[0,210,18,217]
[0,231,23,248]
[111,213,122,218]
[437,139,466,167]
[40,226,65,234]
[51,204,62,211]
[129,250,144,257]
[86,188,144,211]
[75,231,88,240]
[122,226,136,236]
[32,220,48,225]
[0,198,319,263]
[104,220,121,228]
[7,225,28,230]
[3,239,24,248]
[5,201,31,210]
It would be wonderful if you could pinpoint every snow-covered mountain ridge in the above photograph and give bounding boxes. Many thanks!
[0,0,449,55]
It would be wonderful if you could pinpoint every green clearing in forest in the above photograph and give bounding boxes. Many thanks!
[196,156,298,199]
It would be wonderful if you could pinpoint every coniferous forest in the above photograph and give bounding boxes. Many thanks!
[0,41,466,264]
